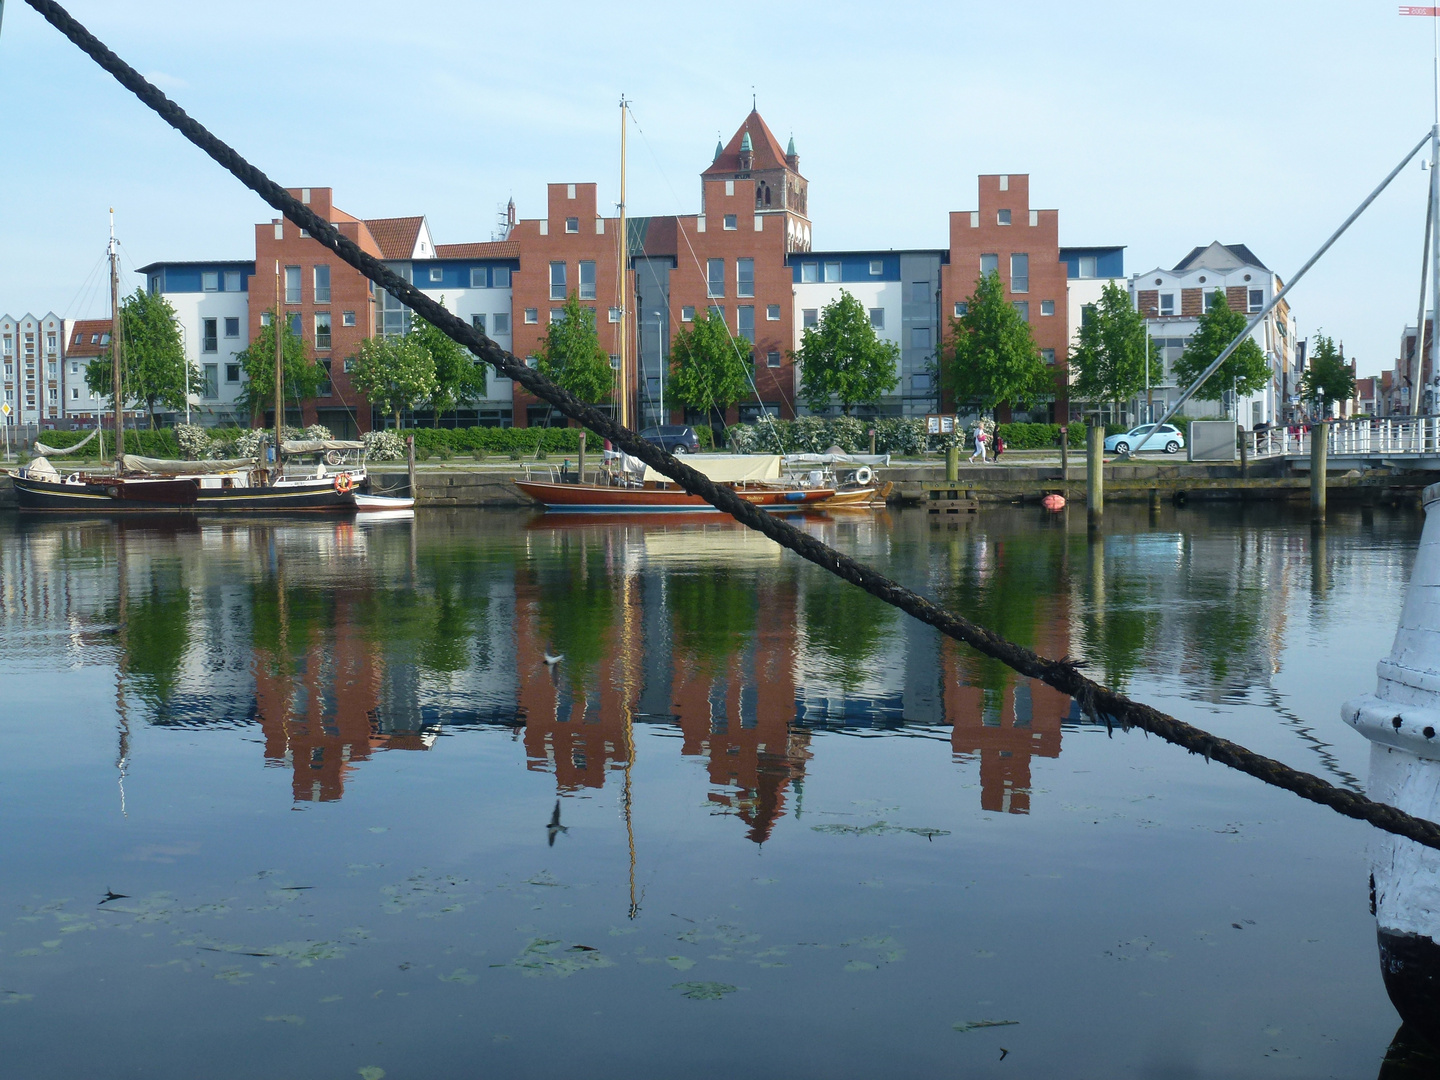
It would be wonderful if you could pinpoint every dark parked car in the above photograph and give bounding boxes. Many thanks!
[639,425,701,454]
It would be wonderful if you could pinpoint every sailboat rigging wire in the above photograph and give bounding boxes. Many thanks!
[626,104,792,451]
[28,0,1440,854]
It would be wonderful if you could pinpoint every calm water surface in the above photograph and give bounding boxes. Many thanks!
[0,503,1422,1078]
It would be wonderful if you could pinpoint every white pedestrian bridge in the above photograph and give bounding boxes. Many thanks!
[1251,418,1440,469]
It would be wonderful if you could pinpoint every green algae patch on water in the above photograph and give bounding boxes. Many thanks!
[673,981,738,1001]
[508,937,614,978]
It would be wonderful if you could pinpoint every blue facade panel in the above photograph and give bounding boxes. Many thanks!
[412,260,522,290]
[787,252,907,284]
[147,262,255,294]
[1059,246,1125,280]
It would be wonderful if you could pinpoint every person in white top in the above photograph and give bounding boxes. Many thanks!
[968,426,987,463]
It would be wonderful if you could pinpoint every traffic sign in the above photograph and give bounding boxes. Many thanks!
[1,403,11,416]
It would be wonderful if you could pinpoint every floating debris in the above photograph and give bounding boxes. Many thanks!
[508,937,613,978]
[954,1019,1019,1033]
[672,981,737,1001]
[810,820,950,839]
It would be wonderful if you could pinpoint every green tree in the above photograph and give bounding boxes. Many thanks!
[1299,333,1355,418]
[941,272,1052,416]
[536,294,613,410]
[347,333,437,430]
[85,288,196,428]
[234,309,325,426]
[793,291,900,415]
[1069,281,1161,417]
[668,312,750,432]
[1173,290,1270,403]
[413,298,485,425]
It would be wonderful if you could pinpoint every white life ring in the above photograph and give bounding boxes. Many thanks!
[853,466,873,486]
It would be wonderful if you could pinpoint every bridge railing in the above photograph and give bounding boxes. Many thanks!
[1250,417,1440,459]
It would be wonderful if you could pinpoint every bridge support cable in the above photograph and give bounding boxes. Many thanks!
[24,0,1440,853]
[1145,128,1432,437]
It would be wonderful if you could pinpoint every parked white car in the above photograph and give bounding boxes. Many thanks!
[1104,424,1184,455]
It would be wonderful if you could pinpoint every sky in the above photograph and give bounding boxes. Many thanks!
[1,0,1437,377]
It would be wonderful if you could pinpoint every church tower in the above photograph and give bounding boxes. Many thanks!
[702,109,810,253]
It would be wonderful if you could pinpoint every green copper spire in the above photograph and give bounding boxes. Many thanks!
[786,134,796,157]
[714,135,723,160]
[740,131,752,153]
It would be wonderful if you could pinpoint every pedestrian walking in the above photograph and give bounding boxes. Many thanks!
[968,426,987,463]
[992,433,1006,462]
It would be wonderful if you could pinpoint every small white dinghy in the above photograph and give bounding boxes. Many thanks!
[354,492,415,512]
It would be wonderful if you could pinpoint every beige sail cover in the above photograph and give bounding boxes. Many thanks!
[640,454,782,484]
[122,455,255,474]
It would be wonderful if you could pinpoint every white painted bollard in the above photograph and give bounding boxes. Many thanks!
[1344,479,1440,1045]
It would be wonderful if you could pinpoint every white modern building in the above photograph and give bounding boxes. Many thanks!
[788,250,945,417]
[0,312,65,426]
[1129,242,1296,428]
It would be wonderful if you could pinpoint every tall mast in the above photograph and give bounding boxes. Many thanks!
[274,259,284,475]
[617,95,629,430]
[109,208,123,470]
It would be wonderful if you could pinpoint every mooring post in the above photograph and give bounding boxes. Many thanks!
[407,434,417,499]
[868,427,876,456]
[1239,429,1249,479]
[1059,425,1069,498]
[946,443,959,482]
[578,431,586,484]
[1087,423,1104,523]
[1311,421,1327,518]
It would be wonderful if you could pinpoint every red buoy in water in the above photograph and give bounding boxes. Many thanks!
[1041,493,1066,511]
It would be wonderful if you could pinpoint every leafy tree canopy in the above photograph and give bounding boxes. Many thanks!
[1172,291,1270,402]
[537,294,613,408]
[793,291,900,415]
[668,312,751,425]
[1299,333,1355,418]
[234,309,325,424]
[942,272,1052,413]
[347,332,437,429]
[413,297,486,424]
[85,288,196,428]
[1069,281,1161,412]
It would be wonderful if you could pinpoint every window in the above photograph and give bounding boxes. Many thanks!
[524,308,539,324]
[723,214,737,230]
[428,267,442,283]
[869,308,885,329]
[707,258,724,298]
[1013,301,1029,322]
[1041,348,1056,366]
[823,262,840,283]
[911,373,934,391]
[286,313,301,337]
[224,317,240,338]
[317,359,332,398]
[549,262,567,300]
[284,265,301,303]
[1010,253,1029,293]
[493,313,510,334]
[202,271,219,292]
[708,305,724,321]
[738,306,755,343]
[315,265,331,302]
[226,363,240,383]
[48,387,57,403]
[802,308,819,329]
[493,267,511,288]
[801,262,818,284]
[224,271,241,292]
[1159,293,1175,316]
[471,314,487,334]
[315,312,331,349]
[1040,300,1055,317]
[737,258,755,298]
[202,364,219,399]
[609,354,621,369]
[997,209,1012,225]
[1203,292,1218,314]
[565,217,579,234]
[766,304,780,321]
[910,281,931,304]
[681,306,695,322]
[579,260,596,301]
[910,326,932,349]
[343,358,355,374]
[260,311,273,327]
[869,260,883,276]
[1078,256,1098,278]
[767,351,781,368]
[550,309,565,324]
[608,307,621,323]
[201,318,218,353]
[70,360,78,374]
[954,302,968,317]
[70,387,78,400]
[1249,289,1264,313]
[980,253,999,277]
[470,267,489,288]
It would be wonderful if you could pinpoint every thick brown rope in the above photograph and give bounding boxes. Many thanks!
[25,0,1440,852]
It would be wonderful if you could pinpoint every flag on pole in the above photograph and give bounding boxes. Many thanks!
[1402,6,1440,15]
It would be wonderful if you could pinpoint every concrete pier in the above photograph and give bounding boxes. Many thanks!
[1311,422,1327,518]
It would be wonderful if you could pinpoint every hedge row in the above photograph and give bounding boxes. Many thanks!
[407,426,603,457]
